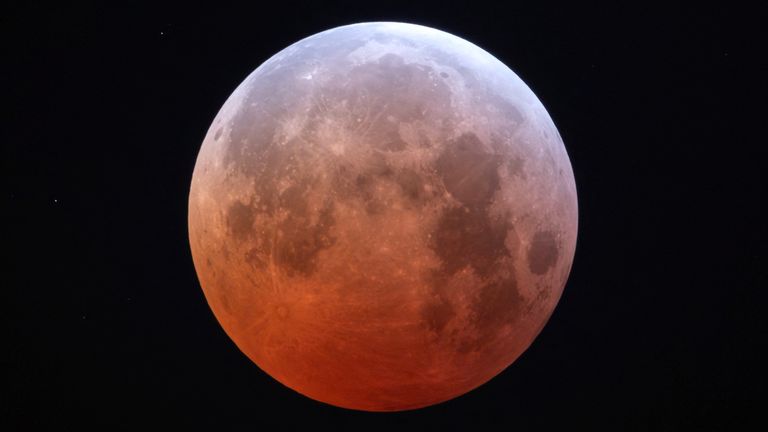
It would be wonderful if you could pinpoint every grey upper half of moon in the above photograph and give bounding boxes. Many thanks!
[188,22,578,410]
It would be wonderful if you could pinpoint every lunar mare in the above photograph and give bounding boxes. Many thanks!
[188,22,577,411]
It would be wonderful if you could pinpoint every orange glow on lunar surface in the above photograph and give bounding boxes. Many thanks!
[189,22,577,411]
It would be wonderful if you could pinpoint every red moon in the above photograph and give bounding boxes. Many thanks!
[188,22,577,411]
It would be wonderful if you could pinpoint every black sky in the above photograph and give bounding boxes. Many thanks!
[3,1,765,430]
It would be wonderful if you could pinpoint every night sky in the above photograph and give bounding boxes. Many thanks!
[3,2,765,429]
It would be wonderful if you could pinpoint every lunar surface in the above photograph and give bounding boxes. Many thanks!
[188,22,578,411]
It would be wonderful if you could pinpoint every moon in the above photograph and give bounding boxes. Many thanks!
[188,22,577,411]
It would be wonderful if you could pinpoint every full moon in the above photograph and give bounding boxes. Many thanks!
[188,22,577,411]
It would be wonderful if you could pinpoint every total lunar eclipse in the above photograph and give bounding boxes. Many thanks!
[188,22,578,411]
